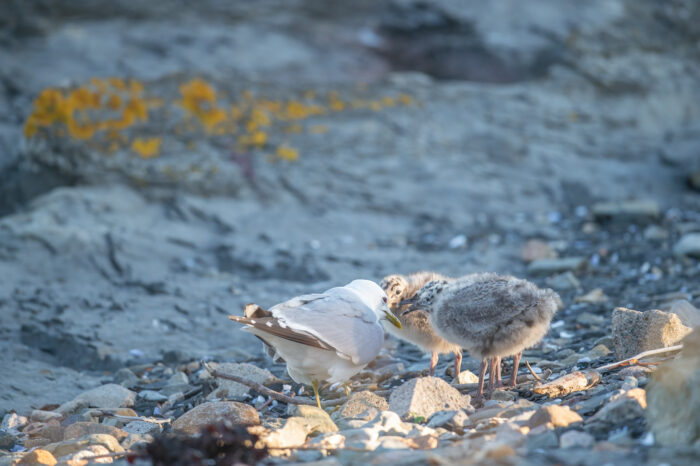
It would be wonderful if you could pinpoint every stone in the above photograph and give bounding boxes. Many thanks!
[612,307,692,359]
[205,363,274,401]
[73,384,136,409]
[44,433,124,457]
[591,388,647,425]
[121,432,151,450]
[521,239,557,263]
[527,405,583,429]
[332,391,388,423]
[690,171,700,192]
[546,271,581,291]
[559,430,594,448]
[363,411,408,436]
[122,420,161,436]
[287,405,338,435]
[669,300,700,328]
[575,288,608,304]
[455,370,479,385]
[60,444,111,463]
[342,427,380,450]
[526,429,559,449]
[137,390,168,402]
[646,329,700,445]
[673,233,700,258]
[172,401,259,435]
[30,410,63,423]
[0,430,17,449]
[259,417,308,449]
[1,413,28,433]
[63,422,128,442]
[426,410,470,434]
[17,449,57,465]
[112,368,139,388]
[527,257,586,275]
[388,377,469,421]
[166,372,189,386]
[592,200,660,222]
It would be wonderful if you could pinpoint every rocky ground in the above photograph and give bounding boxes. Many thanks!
[1,0,700,464]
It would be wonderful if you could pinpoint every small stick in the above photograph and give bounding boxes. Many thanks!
[596,345,683,372]
[525,361,542,382]
[203,361,348,407]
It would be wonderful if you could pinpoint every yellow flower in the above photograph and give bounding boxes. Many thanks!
[398,94,413,105]
[131,137,161,158]
[276,145,299,161]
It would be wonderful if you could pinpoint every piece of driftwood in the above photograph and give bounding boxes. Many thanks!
[202,361,349,407]
[533,344,684,398]
[533,369,601,397]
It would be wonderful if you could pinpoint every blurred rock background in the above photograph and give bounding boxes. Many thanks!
[0,1,699,463]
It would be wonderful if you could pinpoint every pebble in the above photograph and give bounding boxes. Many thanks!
[43,433,124,457]
[455,370,479,384]
[1,413,28,433]
[137,390,168,402]
[427,410,470,434]
[591,200,660,222]
[122,420,162,436]
[388,377,470,420]
[112,368,139,388]
[527,405,583,429]
[16,449,57,465]
[63,422,128,442]
[332,391,388,424]
[527,257,586,275]
[612,307,692,359]
[171,401,259,434]
[287,405,338,435]
[673,233,700,258]
[559,430,595,448]
[521,239,557,263]
[72,384,136,409]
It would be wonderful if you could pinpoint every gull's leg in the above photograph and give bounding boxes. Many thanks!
[476,359,488,401]
[343,382,351,398]
[488,357,497,395]
[509,352,522,388]
[429,352,439,376]
[453,350,462,380]
[312,380,322,409]
[494,356,502,388]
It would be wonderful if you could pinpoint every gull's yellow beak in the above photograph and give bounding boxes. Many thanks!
[383,310,402,329]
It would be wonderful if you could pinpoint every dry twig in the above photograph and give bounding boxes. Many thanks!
[202,361,349,407]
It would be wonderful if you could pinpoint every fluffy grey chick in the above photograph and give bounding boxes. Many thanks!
[381,272,462,378]
[402,273,561,399]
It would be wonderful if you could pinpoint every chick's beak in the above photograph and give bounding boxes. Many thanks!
[399,297,419,316]
[383,309,402,329]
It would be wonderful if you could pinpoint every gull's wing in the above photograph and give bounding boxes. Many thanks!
[233,287,384,365]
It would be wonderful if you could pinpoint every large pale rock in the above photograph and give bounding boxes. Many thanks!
[74,384,136,409]
[17,449,57,465]
[172,401,259,434]
[527,405,582,429]
[590,388,646,426]
[205,363,274,401]
[388,377,469,420]
[44,433,124,457]
[673,233,700,258]
[332,391,389,422]
[63,422,128,442]
[646,329,700,445]
[612,307,692,359]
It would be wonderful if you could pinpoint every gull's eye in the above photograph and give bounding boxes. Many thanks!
[382,297,387,303]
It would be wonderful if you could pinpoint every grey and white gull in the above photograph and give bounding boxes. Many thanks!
[402,273,561,399]
[381,272,463,378]
[229,279,402,408]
